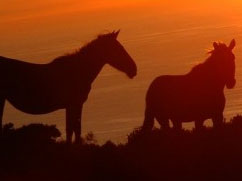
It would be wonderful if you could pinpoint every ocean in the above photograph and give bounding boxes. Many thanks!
[1,5,242,143]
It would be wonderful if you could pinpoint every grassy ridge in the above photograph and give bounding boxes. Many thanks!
[2,116,242,180]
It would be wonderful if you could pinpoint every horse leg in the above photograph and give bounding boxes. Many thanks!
[0,98,5,136]
[172,120,182,130]
[73,104,83,144]
[195,119,204,130]
[212,113,223,128]
[142,106,154,131]
[66,104,83,144]
[156,117,169,129]
[66,108,74,143]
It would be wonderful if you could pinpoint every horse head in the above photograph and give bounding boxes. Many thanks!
[97,30,137,78]
[211,39,236,89]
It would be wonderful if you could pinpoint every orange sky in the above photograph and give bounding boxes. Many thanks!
[1,0,151,22]
[1,0,242,140]
[2,0,242,22]
[1,0,242,44]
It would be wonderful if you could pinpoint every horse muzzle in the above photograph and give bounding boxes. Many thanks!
[226,78,236,89]
[127,71,137,79]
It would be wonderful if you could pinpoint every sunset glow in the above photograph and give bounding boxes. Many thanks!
[1,0,151,21]
[2,0,242,179]
[1,0,242,143]
[2,0,242,22]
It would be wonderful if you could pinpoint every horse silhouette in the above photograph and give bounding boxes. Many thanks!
[142,39,236,131]
[0,30,137,143]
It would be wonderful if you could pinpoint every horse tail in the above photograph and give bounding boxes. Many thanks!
[142,79,157,131]
[142,104,155,131]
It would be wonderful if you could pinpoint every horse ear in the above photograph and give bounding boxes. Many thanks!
[229,39,236,50]
[113,29,120,39]
[213,42,219,49]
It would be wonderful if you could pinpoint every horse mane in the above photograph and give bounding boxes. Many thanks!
[188,42,227,75]
[189,58,212,75]
[51,32,114,64]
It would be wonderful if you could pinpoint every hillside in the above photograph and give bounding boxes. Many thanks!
[1,116,242,180]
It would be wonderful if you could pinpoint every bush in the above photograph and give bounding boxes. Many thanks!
[1,123,61,145]
[2,115,242,180]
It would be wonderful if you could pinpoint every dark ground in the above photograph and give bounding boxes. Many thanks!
[1,115,242,181]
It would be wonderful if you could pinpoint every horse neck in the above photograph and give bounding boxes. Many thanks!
[189,59,225,91]
[76,49,106,84]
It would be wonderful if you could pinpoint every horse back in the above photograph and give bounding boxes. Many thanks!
[0,56,91,113]
[0,56,49,88]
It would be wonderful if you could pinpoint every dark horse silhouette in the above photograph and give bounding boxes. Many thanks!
[142,39,236,131]
[0,30,137,143]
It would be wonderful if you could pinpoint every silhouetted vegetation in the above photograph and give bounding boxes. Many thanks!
[2,116,242,180]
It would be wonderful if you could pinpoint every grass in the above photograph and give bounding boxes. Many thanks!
[2,115,242,180]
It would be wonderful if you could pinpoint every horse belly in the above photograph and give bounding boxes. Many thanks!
[6,89,64,114]
[148,76,224,122]
[156,93,217,117]
[7,98,61,114]
[0,59,88,114]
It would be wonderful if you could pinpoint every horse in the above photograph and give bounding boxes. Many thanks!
[142,39,236,131]
[0,30,137,143]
